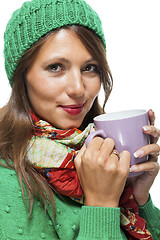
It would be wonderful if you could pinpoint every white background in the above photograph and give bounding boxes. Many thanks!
[0,0,159,208]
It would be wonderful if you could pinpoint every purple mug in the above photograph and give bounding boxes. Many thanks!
[86,109,150,177]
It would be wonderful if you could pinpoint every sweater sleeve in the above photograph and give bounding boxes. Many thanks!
[139,195,160,239]
[52,193,127,240]
[76,206,126,240]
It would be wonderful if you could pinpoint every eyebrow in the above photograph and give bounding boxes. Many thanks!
[43,57,98,65]
[85,58,98,64]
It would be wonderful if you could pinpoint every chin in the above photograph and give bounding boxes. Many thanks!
[60,120,83,130]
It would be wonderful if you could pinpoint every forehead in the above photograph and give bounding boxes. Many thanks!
[35,28,93,62]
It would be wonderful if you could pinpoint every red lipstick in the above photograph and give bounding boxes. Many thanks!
[60,103,85,115]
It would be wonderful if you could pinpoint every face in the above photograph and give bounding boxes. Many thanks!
[26,29,101,129]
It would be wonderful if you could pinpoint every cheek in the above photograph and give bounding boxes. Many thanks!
[87,78,101,99]
[26,71,62,103]
[26,81,58,118]
[26,78,47,104]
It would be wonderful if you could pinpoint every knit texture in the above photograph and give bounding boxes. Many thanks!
[4,0,106,86]
[1,164,160,240]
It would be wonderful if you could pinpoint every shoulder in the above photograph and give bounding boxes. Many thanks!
[0,164,28,239]
[0,163,57,239]
[0,163,19,180]
[0,163,27,218]
[0,163,21,194]
[0,164,22,200]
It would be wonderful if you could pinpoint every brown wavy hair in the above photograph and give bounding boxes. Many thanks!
[0,25,113,215]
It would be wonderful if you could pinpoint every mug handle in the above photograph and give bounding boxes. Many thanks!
[86,129,107,147]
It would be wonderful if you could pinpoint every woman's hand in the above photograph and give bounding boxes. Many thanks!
[75,137,131,208]
[129,109,160,206]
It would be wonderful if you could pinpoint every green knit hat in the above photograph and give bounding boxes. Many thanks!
[4,0,106,87]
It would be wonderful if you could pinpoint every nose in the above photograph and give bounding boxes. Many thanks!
[66,68,85,98]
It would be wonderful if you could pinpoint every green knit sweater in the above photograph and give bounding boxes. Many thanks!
[0,164,160,240]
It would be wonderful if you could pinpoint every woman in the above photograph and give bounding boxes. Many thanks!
[0,0,160,239]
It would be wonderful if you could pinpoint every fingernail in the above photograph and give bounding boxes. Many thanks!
[143,126,151,132]
[130,165,138,172]
[134,149,145,158]
[90,126,95,133]
[148,109,154,113]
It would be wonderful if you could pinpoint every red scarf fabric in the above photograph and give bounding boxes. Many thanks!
[120,188,153,240]
[28,112,153,239]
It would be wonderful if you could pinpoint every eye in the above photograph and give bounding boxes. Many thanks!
[83,64,99,73]
[47,63,63,73]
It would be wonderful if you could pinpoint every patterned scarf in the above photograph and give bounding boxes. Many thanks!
[27,112,153,240]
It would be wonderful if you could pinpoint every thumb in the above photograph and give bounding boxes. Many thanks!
[74,143,86,170]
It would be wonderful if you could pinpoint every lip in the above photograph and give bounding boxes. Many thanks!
[59,103,85,115]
